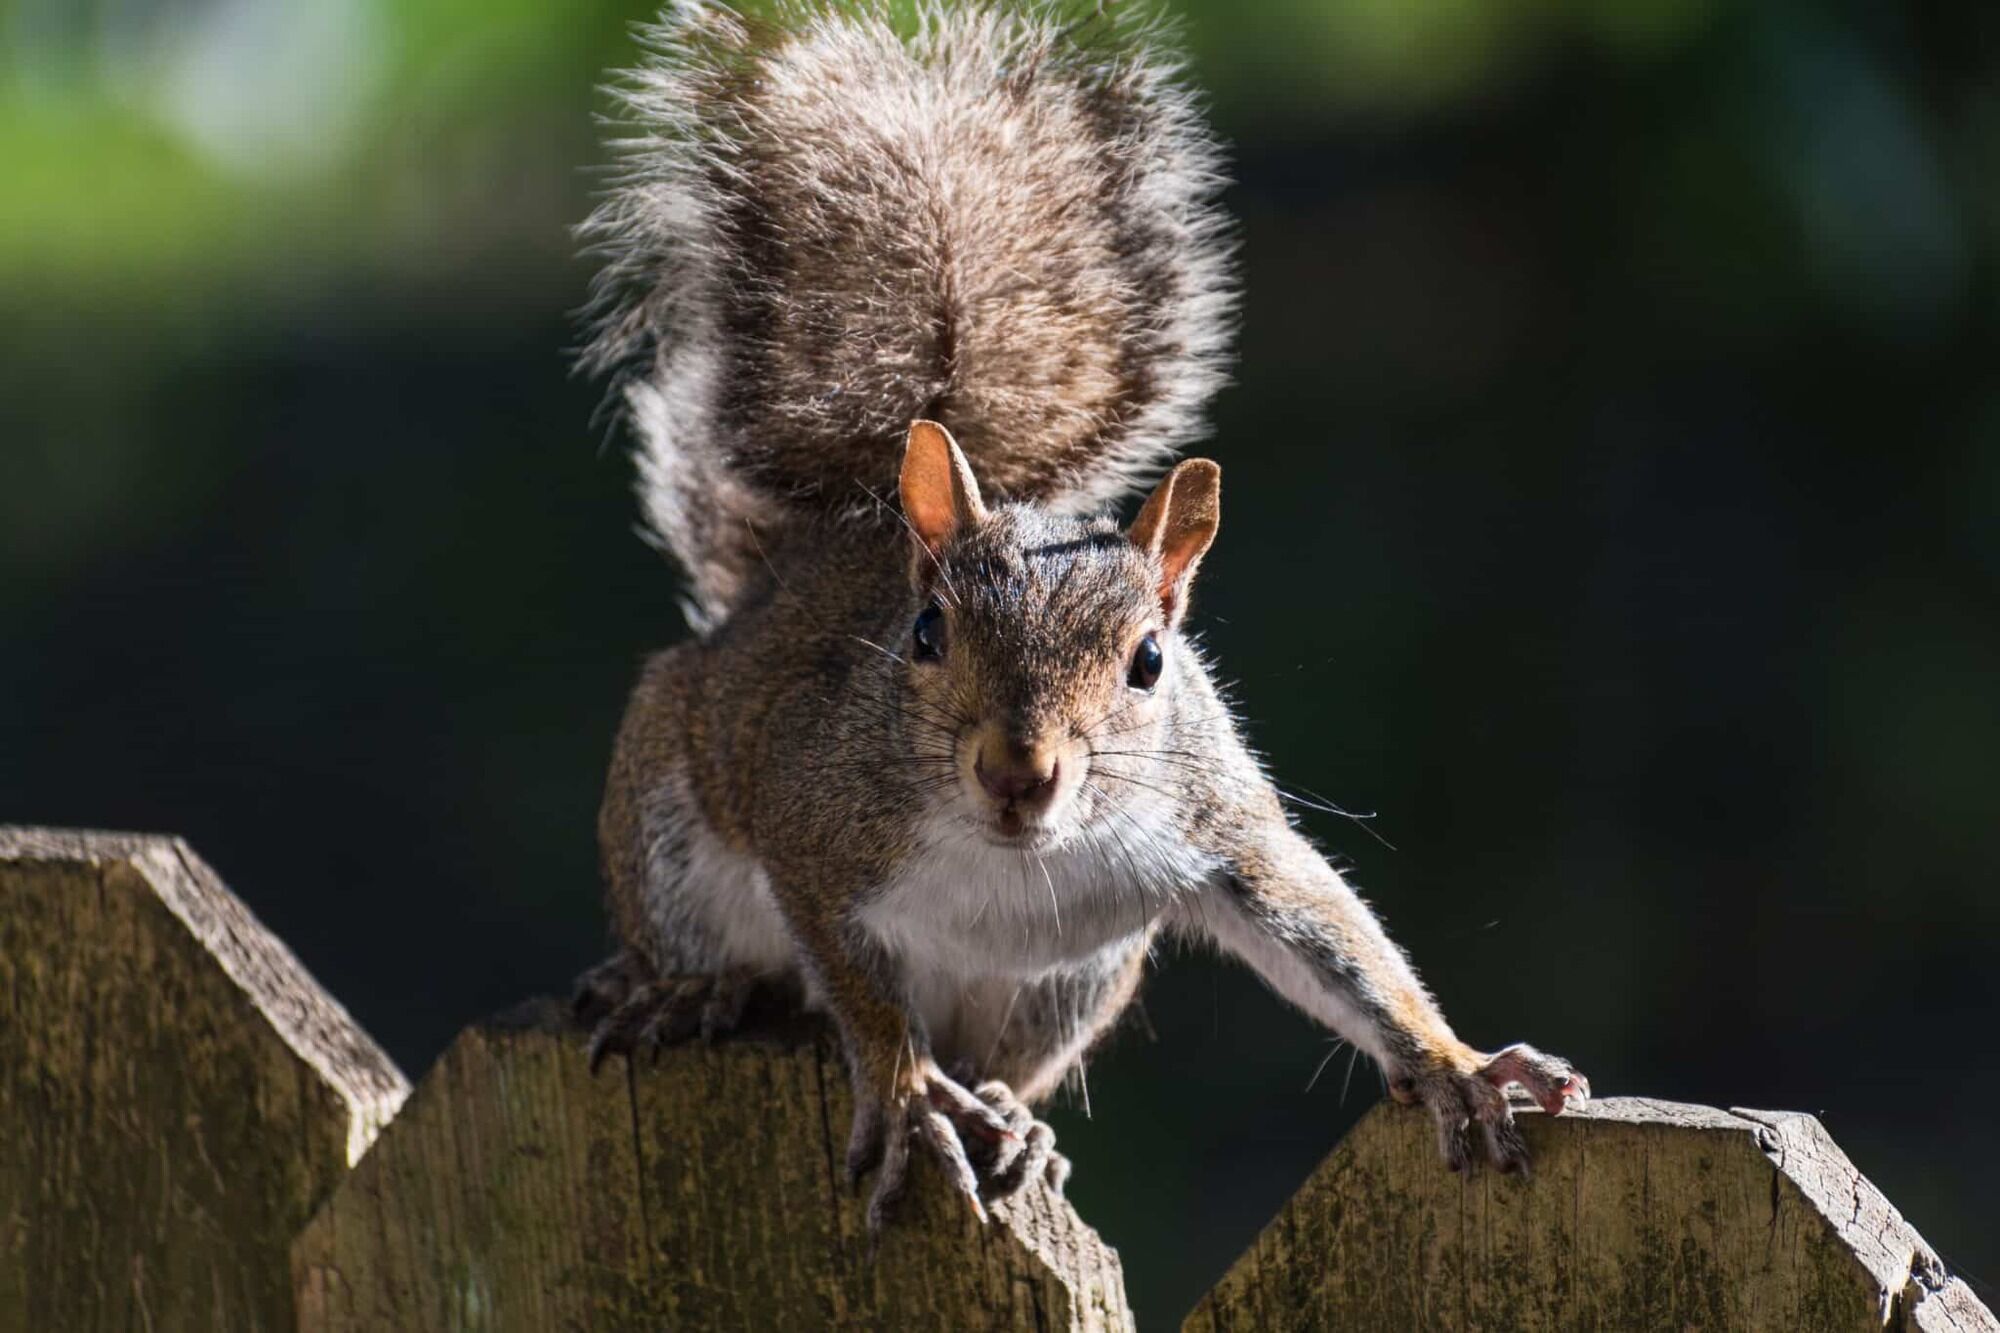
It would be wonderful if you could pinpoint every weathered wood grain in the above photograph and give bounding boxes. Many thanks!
[0,825,410,1332]
[293,998,1134,1331]
[13,820,1982,1333]
[1186,1094,1996,1332]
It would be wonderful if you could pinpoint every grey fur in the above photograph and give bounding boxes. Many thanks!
[578,0,1235,629]
[577,5,1588,1227]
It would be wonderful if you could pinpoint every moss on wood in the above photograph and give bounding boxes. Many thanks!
[293,999,1133,1331]
[1186,1096,1995,1332]
[0,826,408,1332]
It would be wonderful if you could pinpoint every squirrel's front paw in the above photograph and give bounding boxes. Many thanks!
[845,1061,1017,1231]
[1391,1043,1589,1175]
[581,968,771,1072]
[970,1080,1071,1199]
[1479,1042,1590,1116]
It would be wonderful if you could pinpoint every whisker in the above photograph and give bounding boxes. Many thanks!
[1031,850,1060,937]
[847,633,910,667]
[1089,767,1186,805]
[1272,784,1398,851]
[1305,1037,1348,1094]
[1081,780,1163,937]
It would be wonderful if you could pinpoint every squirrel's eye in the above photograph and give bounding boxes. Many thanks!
[1128,633,1163,691]
[912,603,946,662]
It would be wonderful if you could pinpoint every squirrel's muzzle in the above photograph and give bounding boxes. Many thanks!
[973,737,1060,813]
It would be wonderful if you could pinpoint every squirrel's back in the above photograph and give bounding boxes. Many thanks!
[579,0,1235,627]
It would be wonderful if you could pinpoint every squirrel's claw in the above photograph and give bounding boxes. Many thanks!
[581,968,773,1073]
[972,1080,1070,1198]
[572,949,648,1028]
[1397,1043,1590,1177]
[851,1065,1061,1232]
[585,976,703,1070]
[1480,1042,1590,1116]
[850,1069,991,1232]
[924,1072,1014,1146]
[912,1101,988,1224]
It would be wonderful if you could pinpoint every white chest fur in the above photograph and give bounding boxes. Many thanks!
[858,802,1220,979]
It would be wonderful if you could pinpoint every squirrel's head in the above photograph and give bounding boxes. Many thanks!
[896,420,1220,849]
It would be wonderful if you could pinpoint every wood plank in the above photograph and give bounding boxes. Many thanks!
[294,999,1133,1331]
[0,826,409,1332]
[1187,1095,1996,1332]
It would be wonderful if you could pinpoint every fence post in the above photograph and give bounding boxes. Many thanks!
[292,998,1134,1331]
[13,821,1989,1333]
[1185,1095,1996,1331]
[0,826,409,1332]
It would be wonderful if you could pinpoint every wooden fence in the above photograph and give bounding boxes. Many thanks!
[3,826,1992,1331]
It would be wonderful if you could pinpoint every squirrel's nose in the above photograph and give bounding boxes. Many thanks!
[975,739,1059,808]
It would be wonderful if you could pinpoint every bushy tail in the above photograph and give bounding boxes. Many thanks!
[578,0,1235,627]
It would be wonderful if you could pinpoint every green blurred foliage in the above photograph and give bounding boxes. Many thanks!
[0,0,1723,287]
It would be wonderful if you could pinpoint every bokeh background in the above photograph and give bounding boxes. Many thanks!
[4,0,1996,1324]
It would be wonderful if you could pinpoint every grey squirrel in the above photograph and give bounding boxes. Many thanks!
[573,0,1588,1227]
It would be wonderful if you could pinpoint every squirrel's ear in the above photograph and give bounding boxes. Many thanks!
[900,420,988,556]
[1128,459,1220,623]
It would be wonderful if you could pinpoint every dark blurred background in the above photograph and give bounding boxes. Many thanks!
[4,0,1997,1325]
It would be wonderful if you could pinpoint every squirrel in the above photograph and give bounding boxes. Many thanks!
[571,0,1589,1227]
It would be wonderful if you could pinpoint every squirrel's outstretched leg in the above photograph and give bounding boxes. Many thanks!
[1176,816,1588,1174]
